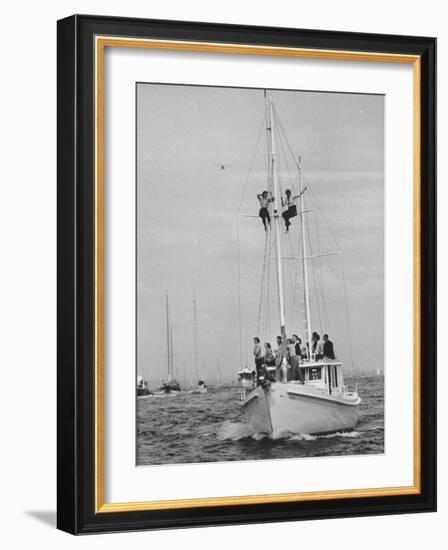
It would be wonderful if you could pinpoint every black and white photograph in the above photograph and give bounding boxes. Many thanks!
[136,83,384,466]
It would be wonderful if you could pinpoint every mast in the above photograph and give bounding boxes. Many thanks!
[170,324,174,380]
[165,292,171,379]
[267,95,287,341]
[298,157,313,359]
[193,288,199,380]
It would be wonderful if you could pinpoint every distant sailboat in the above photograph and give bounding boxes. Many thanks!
[188,289,207,394]
[241,93,361,437]
[157,292,181,394]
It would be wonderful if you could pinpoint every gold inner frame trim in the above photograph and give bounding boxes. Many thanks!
[94,35,421,514]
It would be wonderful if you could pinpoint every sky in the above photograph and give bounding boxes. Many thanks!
[136,84,384,385]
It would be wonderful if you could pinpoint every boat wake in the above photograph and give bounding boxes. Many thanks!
[217,421,360,442]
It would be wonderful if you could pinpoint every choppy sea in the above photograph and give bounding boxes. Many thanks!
[136,375,384,465]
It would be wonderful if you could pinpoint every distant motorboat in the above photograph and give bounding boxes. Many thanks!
[189,379,208,394]
[136,375,151,396]
[237,367,255,389]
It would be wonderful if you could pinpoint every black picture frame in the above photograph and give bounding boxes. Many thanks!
[57,14,436,534]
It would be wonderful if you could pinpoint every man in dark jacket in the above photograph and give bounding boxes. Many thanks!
[323,334,335,360]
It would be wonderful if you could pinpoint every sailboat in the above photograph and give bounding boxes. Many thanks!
[157,292,181,394]
[188,290,208,394]
[241,94,361,437]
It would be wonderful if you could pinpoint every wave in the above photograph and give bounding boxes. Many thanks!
[217,421,267,441]
[320,430,360,439]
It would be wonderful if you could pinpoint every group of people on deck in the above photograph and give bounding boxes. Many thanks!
[253,332,336,385]
[257,189,300,233]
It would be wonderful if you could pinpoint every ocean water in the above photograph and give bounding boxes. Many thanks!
[136,375,384,465]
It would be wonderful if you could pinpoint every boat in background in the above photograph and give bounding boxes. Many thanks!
[189,379,208,394]
[237,366,255,389]
[157,292,181,394]
[241,93,360,437]
[136,375,151,396]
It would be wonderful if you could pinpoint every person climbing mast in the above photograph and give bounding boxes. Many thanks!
[281,189,299,232]
[257,190,274,231]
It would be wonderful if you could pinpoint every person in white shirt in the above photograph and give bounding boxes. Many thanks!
[257,190,274,231]
[253,337,264,383]
[316,336,325,360]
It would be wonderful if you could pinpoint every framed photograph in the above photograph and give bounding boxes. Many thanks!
[57,15,436,534]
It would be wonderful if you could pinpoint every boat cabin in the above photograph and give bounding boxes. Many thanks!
[299,361,345,397]
[237,367,255,382]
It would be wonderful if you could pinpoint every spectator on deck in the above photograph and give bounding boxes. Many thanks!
[323,334,336,360]
[289,336,304,382]
[253,337,264,384]
[316,335,325,361]
[274,335,284,382]
[264,342,275,367]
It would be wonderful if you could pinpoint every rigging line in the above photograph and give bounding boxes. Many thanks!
[305,177,341,252]
[261,232,268,340]
[306,182,338,336]
[340,253,356,379]
[286,229,300,332]
[306,213,324,336]
[263,231,272,340]
[236,216,243,366]
[298,205,308,336]
[274,114,298,196]
[256,228,270,337]
[289,246,300,330]
[271,113,285,201]
[273,103,302,173]
[237,115,266,214]
[313,208,331,334]
[266,229,274,342]
[314,208,332,334]
[264,237,271,341]
[274,106,300,203]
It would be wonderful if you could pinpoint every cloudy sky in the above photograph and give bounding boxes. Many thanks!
[136,84,384,385]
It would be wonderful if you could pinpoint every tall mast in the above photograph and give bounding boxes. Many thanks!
[165,292,171,378]
[299,158,313,359]
[193,288,199,379]
[170,324,174,379]
[267,95,287,341]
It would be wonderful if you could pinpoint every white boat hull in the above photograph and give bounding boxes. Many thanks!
[242,382,360,436]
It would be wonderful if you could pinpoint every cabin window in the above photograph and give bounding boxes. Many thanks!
[309,367,322,380]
